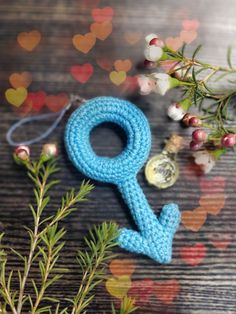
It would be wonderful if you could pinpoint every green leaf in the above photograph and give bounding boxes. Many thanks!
[10,248,25,262]
[227,46,233,69]
[180,43,186,56]
[192,44,202,59]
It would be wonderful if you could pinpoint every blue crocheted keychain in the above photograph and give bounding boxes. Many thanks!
[65,96,181,264]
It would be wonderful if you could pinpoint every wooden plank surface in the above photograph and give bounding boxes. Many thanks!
[1,0,236,313]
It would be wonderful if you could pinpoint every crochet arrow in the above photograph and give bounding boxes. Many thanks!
[118,178,180,263]
[65,96,181,264]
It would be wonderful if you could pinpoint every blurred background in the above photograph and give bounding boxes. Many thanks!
[0,1,236,313]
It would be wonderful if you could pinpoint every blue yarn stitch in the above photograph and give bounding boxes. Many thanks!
[64,96,181,263]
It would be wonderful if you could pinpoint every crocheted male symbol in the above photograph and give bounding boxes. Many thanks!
[65,96,181,263]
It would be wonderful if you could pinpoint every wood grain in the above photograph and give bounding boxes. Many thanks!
[0,0,236,313]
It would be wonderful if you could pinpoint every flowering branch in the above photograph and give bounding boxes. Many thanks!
[138,34,236,172]
[0,144,120,313]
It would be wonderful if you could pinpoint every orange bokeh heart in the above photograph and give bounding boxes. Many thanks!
[109,259,135,277]
[165,37,183,51]
[72,33,96,54]
[208,233,232,250]
[114,59,132,72]
[90,21,112,41]
[182,19,200,31]
[199,193,226,215]
[45,93,69,112]
[124,31,142,45]
[9,72,32,88]
[96,57,113,71]
[182,206,207,232]
[17,30,41,52]
[180,30,197,44]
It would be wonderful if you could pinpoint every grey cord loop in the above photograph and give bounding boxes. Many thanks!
[6,94,86,146]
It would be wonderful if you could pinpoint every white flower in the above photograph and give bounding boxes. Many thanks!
[192,150,216,174]
[167,103,186,121]
[144,45,163,62]
[145,33,158,43]
[150,73,180,96]
[137,75,155,95]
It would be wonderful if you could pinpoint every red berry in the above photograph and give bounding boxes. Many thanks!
[192,129,207,143]
[143,59,156,69]
[190,140,203,151]
[221,133,236,148]
[189,116,202,127]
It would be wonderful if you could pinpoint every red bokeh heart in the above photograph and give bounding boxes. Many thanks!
[180,243,207,266]
[25,91,46,112]
[128,279,154,305]
[154,279,180,304]
[70,64,94,83]
[91,6,114,23]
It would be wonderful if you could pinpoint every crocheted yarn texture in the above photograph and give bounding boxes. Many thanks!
[65,96,181,263]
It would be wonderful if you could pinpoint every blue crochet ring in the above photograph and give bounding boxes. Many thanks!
[65,96,181,263]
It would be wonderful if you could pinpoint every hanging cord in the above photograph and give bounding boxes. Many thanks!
[6,94,86,146]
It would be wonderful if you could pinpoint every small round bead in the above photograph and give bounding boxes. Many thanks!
[221,133,236,148]
[15,145,30,161]
[192,129,207,143]
[189,116,202,127]
[190,140,203,151]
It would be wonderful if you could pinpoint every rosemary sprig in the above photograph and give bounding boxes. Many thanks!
[0,151,123,313]
[70,222,119,314]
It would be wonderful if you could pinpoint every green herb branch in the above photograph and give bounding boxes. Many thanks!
[0,147,130,314]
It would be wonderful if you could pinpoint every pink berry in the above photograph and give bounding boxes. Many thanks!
[221,133,236,148]
[190,140,203,151]
[192,129,207,143]
[189,116,202,127]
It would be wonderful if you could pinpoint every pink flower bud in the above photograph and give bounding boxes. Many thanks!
[15,145,30,161]
[149,37,164,48]
[221,133,236,148]
[190,140,203,151]
[192,129,207,143]
[189,116,202,127]
[42,143,58,158]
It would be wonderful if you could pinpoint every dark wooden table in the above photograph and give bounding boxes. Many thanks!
[1,0,236,313]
